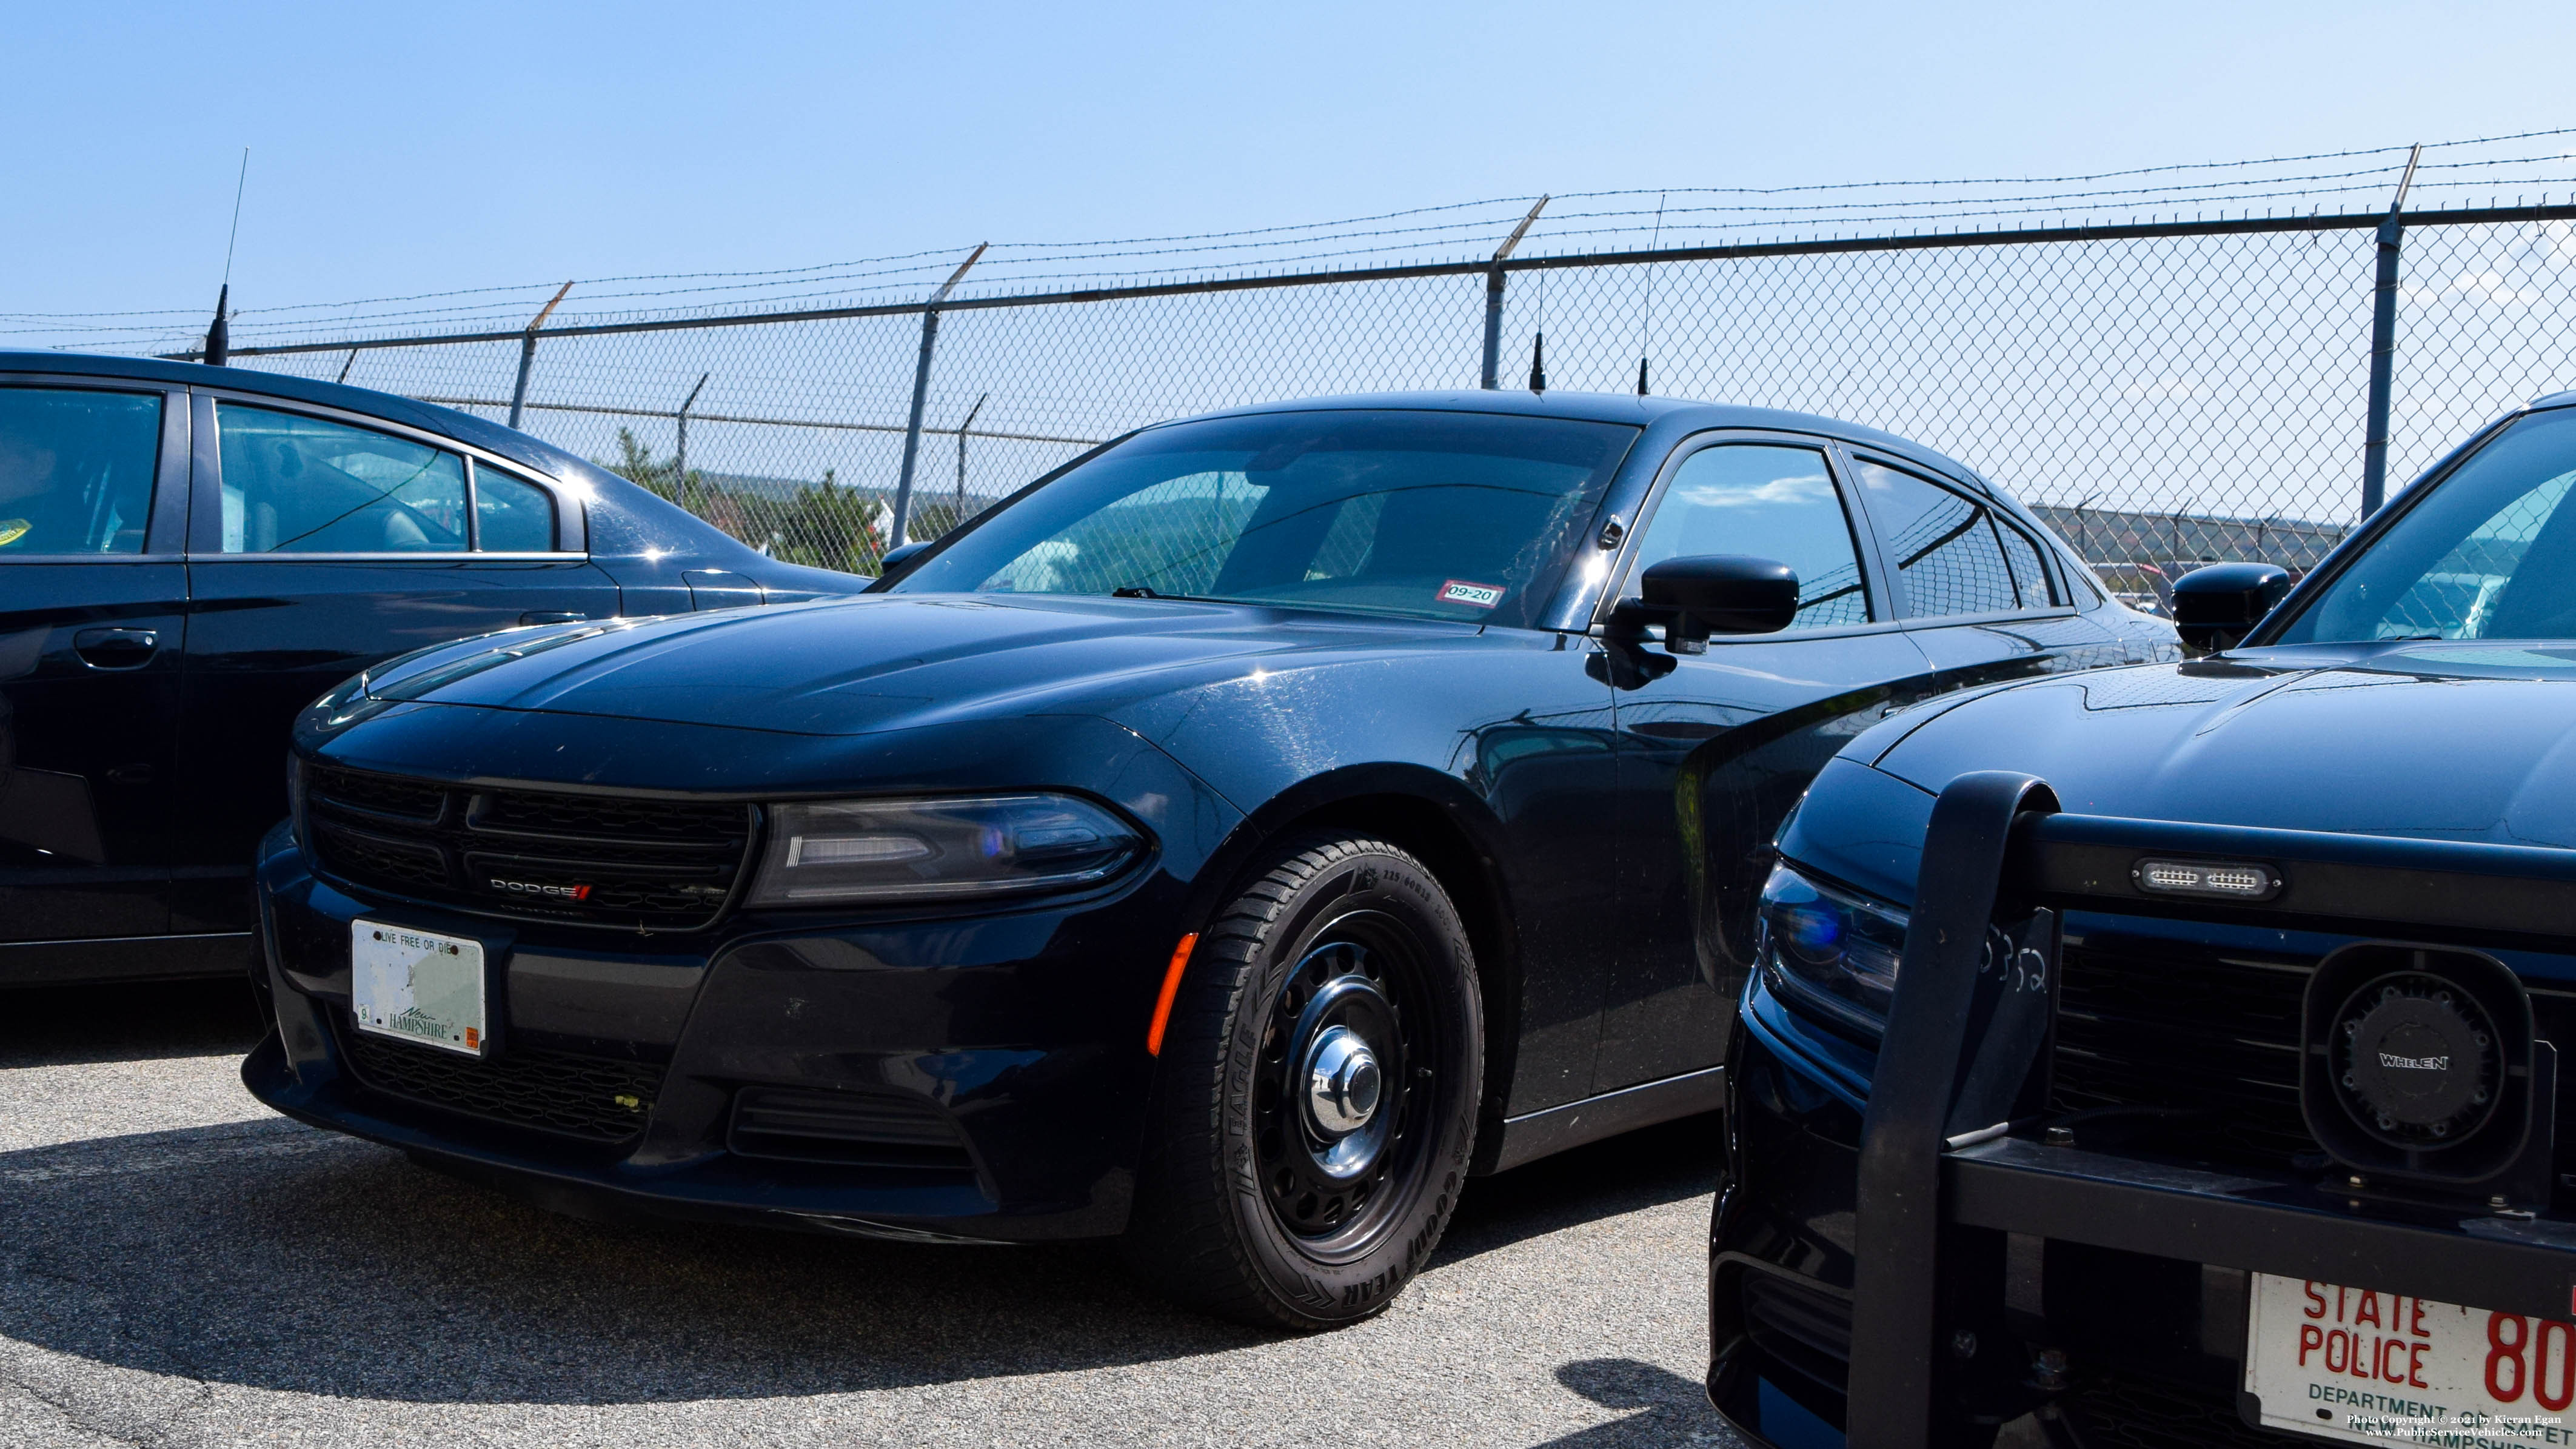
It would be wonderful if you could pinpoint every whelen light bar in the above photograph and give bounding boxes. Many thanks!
[2132,857,2280,900]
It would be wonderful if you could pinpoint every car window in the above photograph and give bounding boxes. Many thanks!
[1995,514,2057,606]
[216,404,467,554]
[2276,407,2576,642]
[1853,460,2023,618]
[891,410,1638,628]
[1629,444,1870,628]
[473,461,557,552]
[0,387,162,555]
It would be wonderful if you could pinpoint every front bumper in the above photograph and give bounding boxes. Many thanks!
[247,819,1189,1243]
[1710,775,2576,1448]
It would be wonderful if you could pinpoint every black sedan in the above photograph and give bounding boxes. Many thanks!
[1710,389,2576,1447]
[244,389,2170,1327]
[0,351,861,986]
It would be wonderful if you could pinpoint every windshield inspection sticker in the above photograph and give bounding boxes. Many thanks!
[1437,580,1505,609]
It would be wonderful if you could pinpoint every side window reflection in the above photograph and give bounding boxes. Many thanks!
[1853,460,2023,618]
[216,404,467,554]
[1628,444,1871,629]
[0,389,161,555]
[473,462,557,552]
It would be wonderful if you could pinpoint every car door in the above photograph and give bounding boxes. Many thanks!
[174,391,620,934]
[1844,452,2119,689]
[0,377,191,953]
[1597,434,1942,1094]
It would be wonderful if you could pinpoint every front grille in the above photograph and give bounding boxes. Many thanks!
[2062,1365,2305,1448]
[337,1022,663,1141]
[304,763,754,931]
[2050,936,2320,1170]
[1738,1271,1853,1394]
[727,1086,975,1171]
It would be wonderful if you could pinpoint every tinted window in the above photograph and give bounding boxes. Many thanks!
[473,462,556,552]
[0,388,161,555]
[1855,460,2020,618]
[892,410,1638,627]
[217,404,467,554]
[1996,515,2056,606]
[2277,408,2576,642]
[1631,444,1870,627]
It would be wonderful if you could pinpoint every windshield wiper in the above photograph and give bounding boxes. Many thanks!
[1110,584,1243,606]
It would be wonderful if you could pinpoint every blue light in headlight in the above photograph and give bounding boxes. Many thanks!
[1756,863,1910,1035]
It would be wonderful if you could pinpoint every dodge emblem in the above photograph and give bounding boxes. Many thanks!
[489,877,590,901]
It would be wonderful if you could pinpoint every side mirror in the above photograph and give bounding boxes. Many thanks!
[2172,562,2292,653]
[876,540,933,578]
[1615,555,1800,655]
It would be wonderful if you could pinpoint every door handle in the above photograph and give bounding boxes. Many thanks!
[72,627,159,669]
[518,612,589,626]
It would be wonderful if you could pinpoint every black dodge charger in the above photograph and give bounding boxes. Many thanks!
[1710,388,2576,1447]
[244,390,2169,1326]
[0,350,861,987]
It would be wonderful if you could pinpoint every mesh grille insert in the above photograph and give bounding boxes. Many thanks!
[336,1022,663,1142]
[728,1086,974,1170]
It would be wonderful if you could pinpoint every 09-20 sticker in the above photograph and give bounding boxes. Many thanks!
[1437,580,1505,609]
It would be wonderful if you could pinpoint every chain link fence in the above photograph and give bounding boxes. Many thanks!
[84,193,2576,589]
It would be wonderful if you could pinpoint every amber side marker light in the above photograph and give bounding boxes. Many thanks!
[1145,933,1199,1056]
[2132,857,2279,901]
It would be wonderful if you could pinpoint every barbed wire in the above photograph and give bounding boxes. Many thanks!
[13,127,2576,354]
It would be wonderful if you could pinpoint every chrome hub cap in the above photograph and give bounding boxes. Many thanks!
[1304,1026,1383,1137]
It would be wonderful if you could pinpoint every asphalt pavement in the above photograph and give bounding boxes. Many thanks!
[0,979,1744,1448]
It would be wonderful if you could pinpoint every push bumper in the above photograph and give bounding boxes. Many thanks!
[1710,773,2576,1448]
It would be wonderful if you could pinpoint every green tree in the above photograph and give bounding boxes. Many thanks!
[597,427,706,510]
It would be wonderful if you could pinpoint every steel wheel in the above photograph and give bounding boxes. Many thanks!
[1252,920,1436,1259]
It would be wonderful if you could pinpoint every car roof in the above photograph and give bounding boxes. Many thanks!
[0,348,608,486]
[1,356,2006,513]
[1173,389,1993,490]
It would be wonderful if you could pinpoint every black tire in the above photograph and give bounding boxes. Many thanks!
[1123,832,1483,1330]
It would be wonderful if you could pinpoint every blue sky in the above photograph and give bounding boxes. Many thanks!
[5,0,2573,326]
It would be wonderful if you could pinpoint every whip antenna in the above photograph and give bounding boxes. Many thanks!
[205,149,249,366]
[1638,191,1664,396]
[222,148,249,287]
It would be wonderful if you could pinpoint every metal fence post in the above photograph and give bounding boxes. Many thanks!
[955,392,988,527]
[1479,196,1548,389]
[674,372,709,500]
[507,281,575,430]
[891,245,988,548]
[2361,145,2421,519]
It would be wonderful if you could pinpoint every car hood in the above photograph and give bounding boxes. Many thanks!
[1868,642,2576,849]
[355,592,1484,738]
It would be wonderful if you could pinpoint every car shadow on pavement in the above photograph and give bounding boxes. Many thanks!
[0,985,1724,1408]
[1533,1359,1731,1447]
[1440,1113,1722,1265]
[0,978,264,1069]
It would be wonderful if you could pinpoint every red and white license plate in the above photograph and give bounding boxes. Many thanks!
[2245,1272,2576,1443]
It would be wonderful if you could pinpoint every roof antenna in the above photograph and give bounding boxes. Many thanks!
[1638,191,1665,396]
[1527,260,1548,394]
[205,148,249,366]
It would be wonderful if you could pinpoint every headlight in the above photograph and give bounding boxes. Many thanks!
[1755,863,1909,1033]
[286,755,307,851]
[744,794,1145,906]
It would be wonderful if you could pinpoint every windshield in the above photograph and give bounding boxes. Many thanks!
[888,409,1639,627]
[2276,408,2576,644]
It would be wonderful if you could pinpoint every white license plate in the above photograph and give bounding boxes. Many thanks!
[2246,1271,2576,1443]
[350,920,487,1056]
